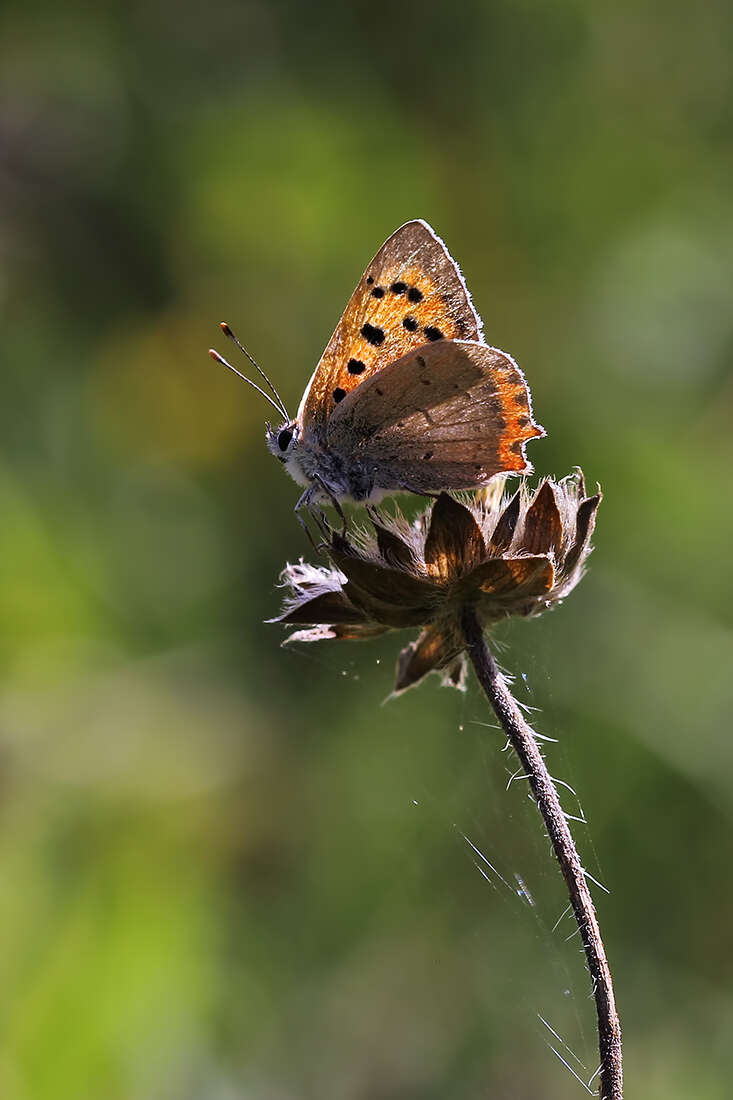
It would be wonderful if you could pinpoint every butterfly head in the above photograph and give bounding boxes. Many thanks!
[266,420,299,463]
[265,419,313,489]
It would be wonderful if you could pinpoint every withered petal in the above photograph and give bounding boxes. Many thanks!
[563,492,601,576]
[522,481,563,555]
[271,590,367,626]
[331,622,390,640]
[489,489,520,551]
[424,493,486,581]
[343,581,433,628]
[282,625,338,644]
[473,555,555,598]
[283,622,389,645]
[441,657,467,692]
[505,557,556,597]
[328,549,439,608]
[372,521,417,573]
[394,625,455,694]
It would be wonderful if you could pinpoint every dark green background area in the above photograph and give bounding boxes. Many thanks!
[2,1,732,1096]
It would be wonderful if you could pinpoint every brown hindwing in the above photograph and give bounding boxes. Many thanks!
[327,340,544,493]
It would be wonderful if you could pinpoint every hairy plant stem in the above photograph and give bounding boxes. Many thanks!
[460,606,623,1100]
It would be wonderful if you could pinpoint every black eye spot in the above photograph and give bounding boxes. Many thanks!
[408,286,423,302]
[423,450,433,460]
[390,281,407,294]
[333,388,346,403]
[347,358,366,374]
[361,323,385,346]
[366,275,374,284]
[371,286,385,298]
[424,326,444,341]
[402,316,418,331]
[277,428,293,452]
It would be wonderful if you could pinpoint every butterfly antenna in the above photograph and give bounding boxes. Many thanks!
[220,322,289,420]
[208,348,285,418]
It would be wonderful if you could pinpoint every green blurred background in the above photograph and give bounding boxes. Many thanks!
[2,1,732,1096]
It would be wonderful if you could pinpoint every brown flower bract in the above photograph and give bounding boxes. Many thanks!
[273,472,600,694]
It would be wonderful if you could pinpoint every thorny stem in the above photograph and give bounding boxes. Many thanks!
[460,606,623,1100]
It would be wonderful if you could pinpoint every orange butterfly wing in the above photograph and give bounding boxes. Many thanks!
[298,220,483,434]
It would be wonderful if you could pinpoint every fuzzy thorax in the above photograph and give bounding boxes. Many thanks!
[266,422,381,502]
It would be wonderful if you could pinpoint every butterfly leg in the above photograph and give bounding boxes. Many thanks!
[398,484,440,500]
[312,475,347,537]
[294,486,324,552]
[308,505,335,544]
[295,509,320,553]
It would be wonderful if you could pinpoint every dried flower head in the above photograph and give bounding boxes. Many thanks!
[272,471,600,694]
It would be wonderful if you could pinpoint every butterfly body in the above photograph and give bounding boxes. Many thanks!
[219,220,544,508]
[266,420,376,501]
[267,420,418,504]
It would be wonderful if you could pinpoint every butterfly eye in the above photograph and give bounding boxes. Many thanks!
[277,428,293,452]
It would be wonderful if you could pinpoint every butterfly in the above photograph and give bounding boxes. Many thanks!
[210,220,544,514]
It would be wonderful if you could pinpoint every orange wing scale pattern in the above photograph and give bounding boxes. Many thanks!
[493,361,544,472]
[300,221,483,431]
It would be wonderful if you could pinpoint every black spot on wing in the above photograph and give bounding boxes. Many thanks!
[407,286,423,302]
[424,326,444,341]
[371,286,385,298]
[390,281,407,294]
[333,388,346,403]
[402,316,418,331]
[361,323,385,346]
[347,358,366,375]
